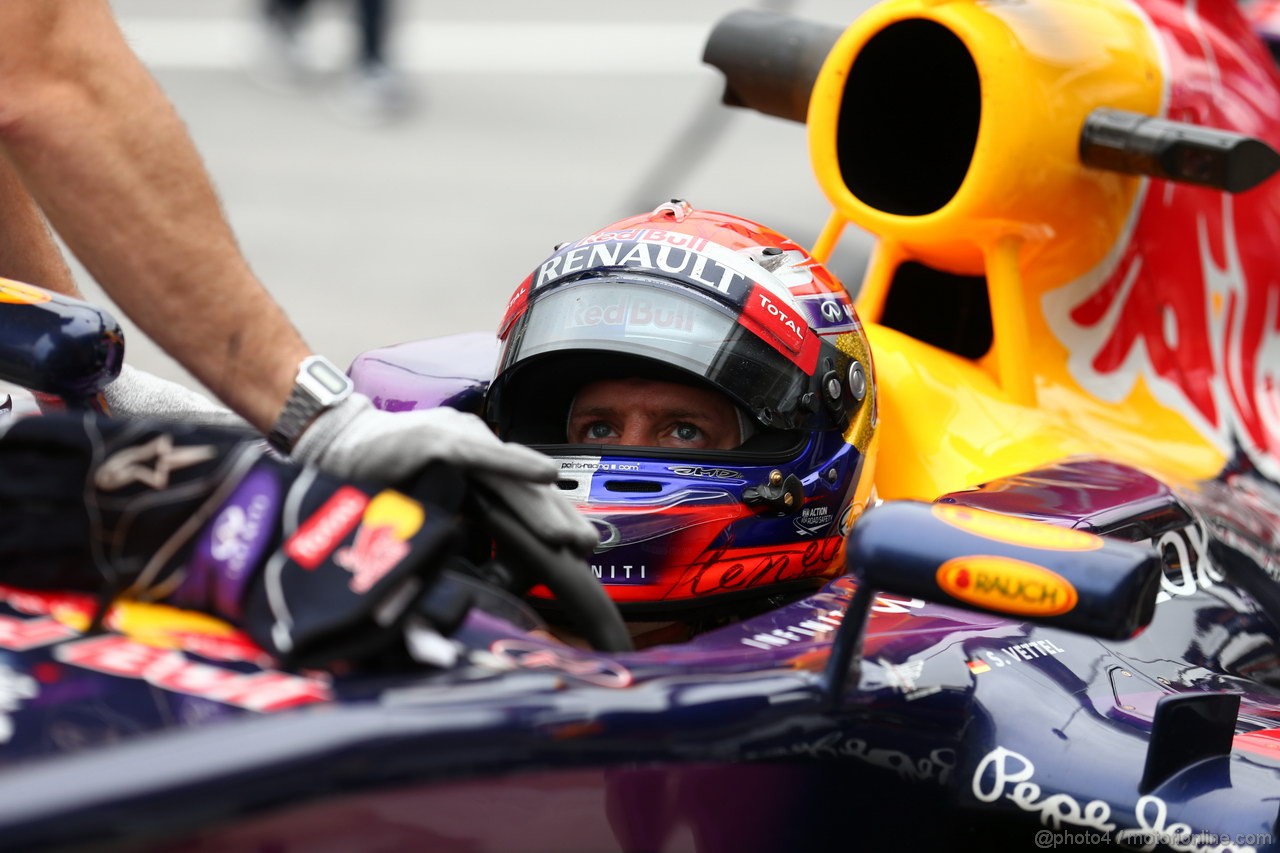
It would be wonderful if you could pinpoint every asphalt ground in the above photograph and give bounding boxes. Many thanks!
[15,0,878,405]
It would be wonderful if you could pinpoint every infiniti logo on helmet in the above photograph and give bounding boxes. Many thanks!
[589,518,622,550]
[670,466,742,479]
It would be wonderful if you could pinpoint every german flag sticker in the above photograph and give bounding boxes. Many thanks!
[966,657,991,674]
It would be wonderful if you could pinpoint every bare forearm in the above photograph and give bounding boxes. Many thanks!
[0,152,79,297]
[0,0,308,431]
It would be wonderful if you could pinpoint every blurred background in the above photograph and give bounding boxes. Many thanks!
[74,0,876,396]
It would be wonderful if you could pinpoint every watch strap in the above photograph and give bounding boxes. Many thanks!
[268,355,354,453]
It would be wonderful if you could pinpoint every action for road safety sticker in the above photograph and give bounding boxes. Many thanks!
[932,504,1102,552]
[0,278,51,305]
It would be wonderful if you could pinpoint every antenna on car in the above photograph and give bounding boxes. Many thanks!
[1080,108,1280,193]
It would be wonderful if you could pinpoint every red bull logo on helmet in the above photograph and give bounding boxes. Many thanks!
[570,294,699,333]
[576,227,709,252]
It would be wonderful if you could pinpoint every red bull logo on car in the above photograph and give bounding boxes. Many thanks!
[1046,189,1280,481]
[1043,0,1280,481]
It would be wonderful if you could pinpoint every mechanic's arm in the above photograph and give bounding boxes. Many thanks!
[0,0,308,432]
[0,152,80,298]
[0,1,597,553]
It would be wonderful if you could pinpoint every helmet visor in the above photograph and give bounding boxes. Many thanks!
[496,277,814,431]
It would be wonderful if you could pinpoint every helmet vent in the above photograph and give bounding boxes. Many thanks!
[604,479,664,493]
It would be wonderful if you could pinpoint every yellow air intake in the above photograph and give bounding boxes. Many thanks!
[809,0,1161,280]
[800,0,1237,499]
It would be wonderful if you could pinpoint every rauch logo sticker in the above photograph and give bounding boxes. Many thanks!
[936,556,1079,617]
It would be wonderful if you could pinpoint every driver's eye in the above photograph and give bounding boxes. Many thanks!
[587,422,616,439]
[672,423,703,442]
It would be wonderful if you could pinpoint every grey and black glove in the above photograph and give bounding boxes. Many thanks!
[0,412,468,670]
[102,364,251,431]
[290,393,598,554]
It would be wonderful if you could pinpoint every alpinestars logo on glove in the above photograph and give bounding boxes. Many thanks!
[94,435,218,491]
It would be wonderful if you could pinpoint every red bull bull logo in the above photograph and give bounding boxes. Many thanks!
[1044,0,1280,481]
[333,491,425,594]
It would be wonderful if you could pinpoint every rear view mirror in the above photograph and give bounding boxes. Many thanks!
[852,500,1161,637]
[823,500,1161,700]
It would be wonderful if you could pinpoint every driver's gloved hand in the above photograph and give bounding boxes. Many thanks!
[229,461,466,669]
[0,413,258,595]
[0,413,469,670]
[290,393,599,555]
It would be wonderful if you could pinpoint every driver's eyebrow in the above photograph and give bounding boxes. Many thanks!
[572,404,710,421]
[656,408,709,420]
[568,404,621,418]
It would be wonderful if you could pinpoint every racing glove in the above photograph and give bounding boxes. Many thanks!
[290,393,598,554]
[0,413,467,669]
[188,459,468,669]
[0,413,261,600]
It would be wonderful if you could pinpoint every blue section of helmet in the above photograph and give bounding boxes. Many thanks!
[555,429,862,596]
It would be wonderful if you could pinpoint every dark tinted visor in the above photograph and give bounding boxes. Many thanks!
[494,277,816,432]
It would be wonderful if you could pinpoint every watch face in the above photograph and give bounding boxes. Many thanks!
[304,359,353,398]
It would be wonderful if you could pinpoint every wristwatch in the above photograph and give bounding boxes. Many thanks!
[268,354,355,452]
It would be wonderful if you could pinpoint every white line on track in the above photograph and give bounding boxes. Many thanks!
[119,20,711,74]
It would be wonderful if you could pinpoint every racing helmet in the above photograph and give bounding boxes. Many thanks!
[485,201,879,614]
